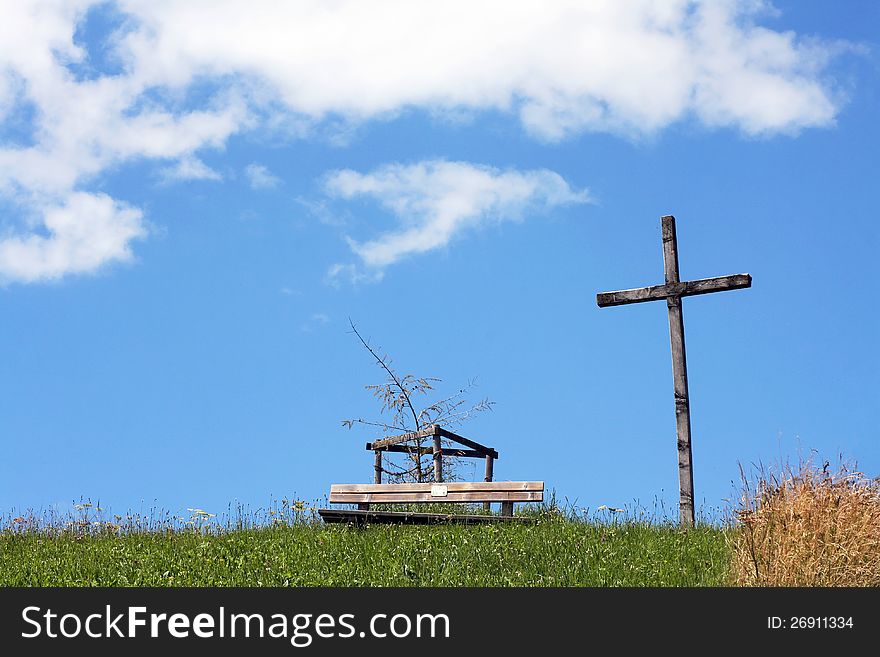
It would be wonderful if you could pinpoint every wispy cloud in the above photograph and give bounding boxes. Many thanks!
[0,1,850,283]
[294,197,348,228]
[324,262,385,287]
[159,156,222,183]
[300,312,330,332]
[244,163,280,189]
[324,159,590,272]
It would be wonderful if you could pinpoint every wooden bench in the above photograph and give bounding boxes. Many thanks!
[318,481,544,525]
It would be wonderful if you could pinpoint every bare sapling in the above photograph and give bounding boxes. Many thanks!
[342,320,493,483]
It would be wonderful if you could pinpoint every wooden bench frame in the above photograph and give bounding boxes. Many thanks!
[318,481,544,524]
[366,424,499,487]
[318,424,543,524]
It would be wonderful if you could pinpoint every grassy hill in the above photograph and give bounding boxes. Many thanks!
[5,461,877,587]
[0,512,730,587]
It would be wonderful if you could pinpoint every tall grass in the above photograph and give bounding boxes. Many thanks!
[0,504,730,587]
[732,460,880,586]
[7,460,880,588]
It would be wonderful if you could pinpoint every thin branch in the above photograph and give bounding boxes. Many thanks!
[349,319,422,432]
[344,320,493,483]
[341,418,409,433]
[432,399,495,427]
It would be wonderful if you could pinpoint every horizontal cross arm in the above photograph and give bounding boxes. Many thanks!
[596,273,751,308]
[436,427,498,459]
[365,443,487,459]
[368,426,439,449]
[365,425,499,459]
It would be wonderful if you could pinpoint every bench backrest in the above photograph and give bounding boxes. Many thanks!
[328,481,543,505]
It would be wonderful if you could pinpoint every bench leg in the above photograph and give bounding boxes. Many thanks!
[500,501,513,517]
[483,455,494,513]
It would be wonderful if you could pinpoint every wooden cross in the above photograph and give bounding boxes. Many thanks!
[596,215,751,527]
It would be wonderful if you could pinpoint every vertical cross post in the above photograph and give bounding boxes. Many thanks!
[661,216,695,527]
[596,214,751,528]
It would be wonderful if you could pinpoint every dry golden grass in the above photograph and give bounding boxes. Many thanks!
[732,461,880,586]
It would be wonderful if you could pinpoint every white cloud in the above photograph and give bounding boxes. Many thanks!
[0,192,145,283]
[0,0,849,282]
[160,156,222,183]
[325,160,590,269]
[300,312,330,332]
[244,163,280,189]
[116,0,841,138]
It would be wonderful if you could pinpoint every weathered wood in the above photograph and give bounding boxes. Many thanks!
[331,481,543,493]
[330,491,543,504]
[323,480,542,523]
[366,425,497,456]
[368,443,431,454]
[433,434,443,482]
[661,215,695,527]
[318,509,534,525]
[596,273,751,307]
[435,427,499,459]
[329,481,543,505]
[367,444,486,459]
[330,481,544,493]
[369,426,438,450]
[439,447,486,459]
[596,214,751,528]
[373,450,382,485]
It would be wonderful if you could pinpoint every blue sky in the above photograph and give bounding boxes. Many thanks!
[0,1,877,521]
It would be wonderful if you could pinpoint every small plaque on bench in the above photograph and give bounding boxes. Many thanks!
[431,484,448,497]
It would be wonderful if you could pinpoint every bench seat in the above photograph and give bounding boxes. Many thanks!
[318,481,544,524]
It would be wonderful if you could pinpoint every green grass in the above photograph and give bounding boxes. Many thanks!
[0,511,731,586]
